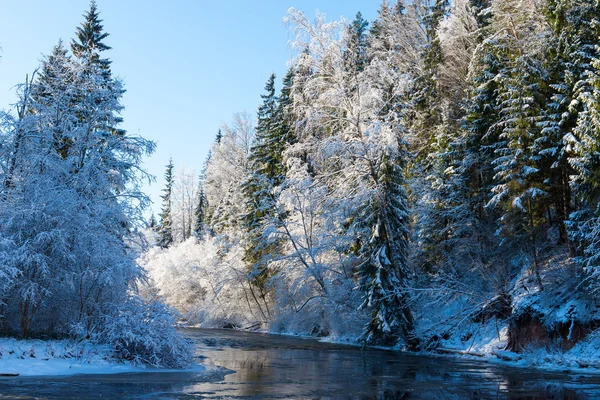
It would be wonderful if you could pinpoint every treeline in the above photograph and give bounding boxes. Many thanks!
[147,0,600,349]
[0,2,191,367]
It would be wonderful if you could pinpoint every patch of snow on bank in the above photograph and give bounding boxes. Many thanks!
[0,338,204,377]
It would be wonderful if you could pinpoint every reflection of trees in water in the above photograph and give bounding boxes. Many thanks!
[0,328,593,399]
[189,329,597,399]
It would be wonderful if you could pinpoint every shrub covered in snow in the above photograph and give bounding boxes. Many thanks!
[90,297,194,368]
[141,236,268,329]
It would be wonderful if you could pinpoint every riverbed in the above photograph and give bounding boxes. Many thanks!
[1,328,600,398]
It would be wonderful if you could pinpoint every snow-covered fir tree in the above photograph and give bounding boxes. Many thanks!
[157,158,174,248]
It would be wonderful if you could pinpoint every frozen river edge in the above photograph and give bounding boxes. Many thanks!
[0,336,233,379]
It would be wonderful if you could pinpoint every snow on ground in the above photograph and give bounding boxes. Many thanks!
[0,338,204,377]
[434,317,509,356]
[423,316,600,374]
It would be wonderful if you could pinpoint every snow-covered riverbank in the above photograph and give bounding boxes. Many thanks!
[409,317,600,375]
[220,319,600,375]
[0,338,204,377]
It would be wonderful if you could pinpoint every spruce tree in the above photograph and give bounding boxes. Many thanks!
[239,71,297,308]
[540,0,600,256]
[149,213,157,229]
[71,0,111,72]
[193,175,207,237]
[406,0,454,270]
[409,0,450,162]
[357,145,415,346]
[566,2,600,277]
[158,158,174,248]
[274,68,296,164]
[248,74,278,181]
[31,40,79,159]
[488,44,550,290]
[344,12,369,73]
[241,74,281,300]
[70,0,124,137]
[468,0,492,36]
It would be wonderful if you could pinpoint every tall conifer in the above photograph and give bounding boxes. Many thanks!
[158,158,174,248]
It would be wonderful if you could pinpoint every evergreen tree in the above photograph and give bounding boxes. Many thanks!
[70,0,124,137]
[203,117,253,236]
[71,0,111,72]
[275,68,296,160]
[357,143,415,346]
[241,74,283,303]
[405,0,454,271]
[468,0,492,35]
[486,32,550,290]
[31,40,79,159]
[158,158,174,248]
[540,0,600,256]
[409,0,450,161]
[565,2,600,278]
[370,0,392,41]
[429,36,507,278]
[248,74,278,181]
[149,213,157,229]
[344,12,370,73]
[193,175,207,237]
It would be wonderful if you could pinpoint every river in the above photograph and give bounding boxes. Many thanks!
[1,328,600,399]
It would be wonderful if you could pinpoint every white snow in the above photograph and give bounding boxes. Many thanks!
[0,338,204,377]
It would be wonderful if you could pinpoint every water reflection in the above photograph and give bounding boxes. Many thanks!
[1,328,600,399]
[185,328,600,399]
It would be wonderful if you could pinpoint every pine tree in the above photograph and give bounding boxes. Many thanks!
[149,213,157,229]
[71,0,111,72]
[31,40,79,159]
[468,0,492,36]
[539,0,600,256]
[565,1,600,278]
[344,12,369,73]
[158,158,174,248]
[193,175,207,237]
[70,0,124,137]
[241,74,282,302]
[357,143,415,346]
[488,45,550,290]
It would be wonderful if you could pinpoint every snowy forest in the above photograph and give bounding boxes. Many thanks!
[5,0,600,371]
[145,0,600,357]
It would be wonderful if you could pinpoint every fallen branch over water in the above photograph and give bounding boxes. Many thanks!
[491,350,522,362]
[576,359,600,369]
[436,348,486,357]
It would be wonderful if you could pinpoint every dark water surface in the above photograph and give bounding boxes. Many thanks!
[2,327,600,399]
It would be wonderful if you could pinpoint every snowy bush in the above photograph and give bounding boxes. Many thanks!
[141,235,267,329]
[92,297,193,368]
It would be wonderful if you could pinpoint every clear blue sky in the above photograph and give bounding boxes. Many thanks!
[0,0,378,216]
